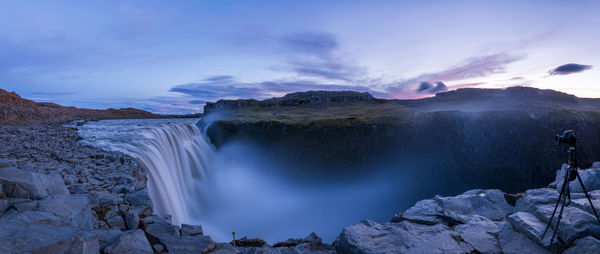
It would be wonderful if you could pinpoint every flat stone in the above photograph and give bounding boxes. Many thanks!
[534,204,600,243]
[181,224,203,236]
[97,192,122,207]
[436,189,512,224]
[334,219,463,254]
[0,167,68,199]
[103,229,153,254]
[144,216,180,244]
[454,215,501,254]
[161,235,217,254]
[36,194,95,230]
[506,212,555,248]
[563,236,600,254]
[0,224,98,254]
[496,221,549,254]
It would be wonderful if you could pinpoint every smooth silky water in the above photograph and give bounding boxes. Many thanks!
[74,119,409,243]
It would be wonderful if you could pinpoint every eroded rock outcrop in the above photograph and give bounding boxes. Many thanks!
[335,165,600,253]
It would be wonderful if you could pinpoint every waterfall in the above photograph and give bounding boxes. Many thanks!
[134,123,215,225]
[73,119,215,226]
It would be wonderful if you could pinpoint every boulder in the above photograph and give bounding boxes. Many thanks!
[162,235,217,254]
[107,215,126,230]
[334,219,463,254]
[181,223,203,236]
[103,229,153,254]
[0,167,68,199]
[496,221,549,254]
[273,238,302,248]
[97,192,122,207]
[453,215,501,254]
[563,236,600,254]
[125,212,140,230]
[554,165,600,193]
[506,212,555,248]
[36,194,96,229]
[232,237,267,248]
[396,189,512,226]
[143,215,180,244]
[124,190,153,213]
[534,204,600,243]
[0,224,99,254]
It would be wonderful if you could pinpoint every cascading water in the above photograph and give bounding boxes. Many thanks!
[73,119,214,225]
[74,118,409,243]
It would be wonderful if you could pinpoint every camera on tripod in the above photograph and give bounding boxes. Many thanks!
[555,130,576,146]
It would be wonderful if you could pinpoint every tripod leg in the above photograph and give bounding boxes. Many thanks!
[549,186,568,247]
[542,169,569,238]
[574,171,600,224]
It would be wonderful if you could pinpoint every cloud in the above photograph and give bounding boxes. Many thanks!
[281,32,338,57]
[548,63,592,75]
[280,32,364,82]
[166,75,385,105]
[417,82,433,92]
[386,53,524,97]
[31,91,74,96]
[429,82,448,93]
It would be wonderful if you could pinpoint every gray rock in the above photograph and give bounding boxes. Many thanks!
[0,159,14,168]
[437,189,512,224]
[145,219,180,242]
[36,194,96,229]
[107,215,126,230]
[395,199,443,225]
[554,165,600,193]
[125,212,140,230]
[124,190,153,213]
[564,236,600,254]
[496,221,549,254]
[534,204,600,243]
[97,192,122,207]
[0,224,99,254]
[0,199,7,214]
[506,212,555,248]
[334,219,463,254]
[104,229,153,254]
[161,235,217,254]
[88,229,123,251]
[153,243,166,253]
[13,200,39,212]
[181,223,203,236]
[454,215,500,254]
[0,167,68,199]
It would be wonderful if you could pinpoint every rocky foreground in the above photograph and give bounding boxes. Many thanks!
[335,163,600,253]
[0,124,335,253]
[1,123,599,253]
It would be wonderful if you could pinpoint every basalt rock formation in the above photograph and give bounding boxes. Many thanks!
[201,87,600,194]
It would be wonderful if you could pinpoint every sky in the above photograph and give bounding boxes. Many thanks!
[1,0,599,114]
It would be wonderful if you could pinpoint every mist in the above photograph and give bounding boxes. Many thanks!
[191,140,416,243]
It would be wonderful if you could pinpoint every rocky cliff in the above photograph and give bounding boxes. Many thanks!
[334,164,600,253]
[0,89,160,124]
[201,87,600,193]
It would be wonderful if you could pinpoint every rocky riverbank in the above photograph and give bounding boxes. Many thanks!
[0,123,335,253]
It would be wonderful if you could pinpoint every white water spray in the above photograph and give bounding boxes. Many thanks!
[73,119,215,225]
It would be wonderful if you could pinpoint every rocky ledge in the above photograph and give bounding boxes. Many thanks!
[2,123,600,253]
[335,164,600,253]
[0,124,335,253]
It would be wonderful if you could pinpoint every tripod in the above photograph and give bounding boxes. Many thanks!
[542,133,600,247]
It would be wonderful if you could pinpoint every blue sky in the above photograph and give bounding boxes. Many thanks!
[1,0,599,114]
